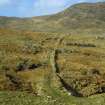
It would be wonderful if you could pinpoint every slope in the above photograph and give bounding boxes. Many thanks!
[0,2,105,33]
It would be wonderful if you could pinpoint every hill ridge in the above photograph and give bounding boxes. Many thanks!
[0,2,105,33]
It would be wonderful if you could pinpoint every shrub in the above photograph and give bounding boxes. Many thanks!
[66,42,96,47]
[62,69,105,97]
[89,69,101,75]
[16,58,42,72]
[22,42,42,54]
[0,65,10,71]
[16,59,28,71]
[4,70,23,90]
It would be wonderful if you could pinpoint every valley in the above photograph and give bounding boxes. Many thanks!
[0,2,105,105]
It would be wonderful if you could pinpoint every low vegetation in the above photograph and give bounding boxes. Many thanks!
[0,28,105,99]
[0,2,105,105]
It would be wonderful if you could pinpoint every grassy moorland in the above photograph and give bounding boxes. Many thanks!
[0,2,105,105]
[0,2,105,33]
[1,91,105,105]
[0,28,105,104]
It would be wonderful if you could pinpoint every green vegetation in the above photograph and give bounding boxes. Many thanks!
[1,91,105,105]
[0,27,105,104]
[0,2,105,33]
[0,2,105,105]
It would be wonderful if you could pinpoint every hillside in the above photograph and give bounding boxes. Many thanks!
[0,2,105,105]
[0,26,105,105]
[0,27,105,95]
[0,2,105,33]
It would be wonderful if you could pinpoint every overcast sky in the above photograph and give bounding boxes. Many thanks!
[0,0,104,17]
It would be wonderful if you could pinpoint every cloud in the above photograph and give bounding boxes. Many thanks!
[19,0,105,16]
[0,0,105,17]
[0,0,11,6]
[34,0,68,8]
[32,0,70,16]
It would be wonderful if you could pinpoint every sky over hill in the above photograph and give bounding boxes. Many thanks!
[0,0,105,17]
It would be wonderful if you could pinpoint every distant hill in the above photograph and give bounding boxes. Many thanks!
[0,2,105,33]
[1,2,105,101]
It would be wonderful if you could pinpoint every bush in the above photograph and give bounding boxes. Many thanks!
[62,69,105,97]
[22,42,42,54]
[16,58,42,72]
[66,42,96,47]
[2,70,23,91]
[16,59,28,71]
